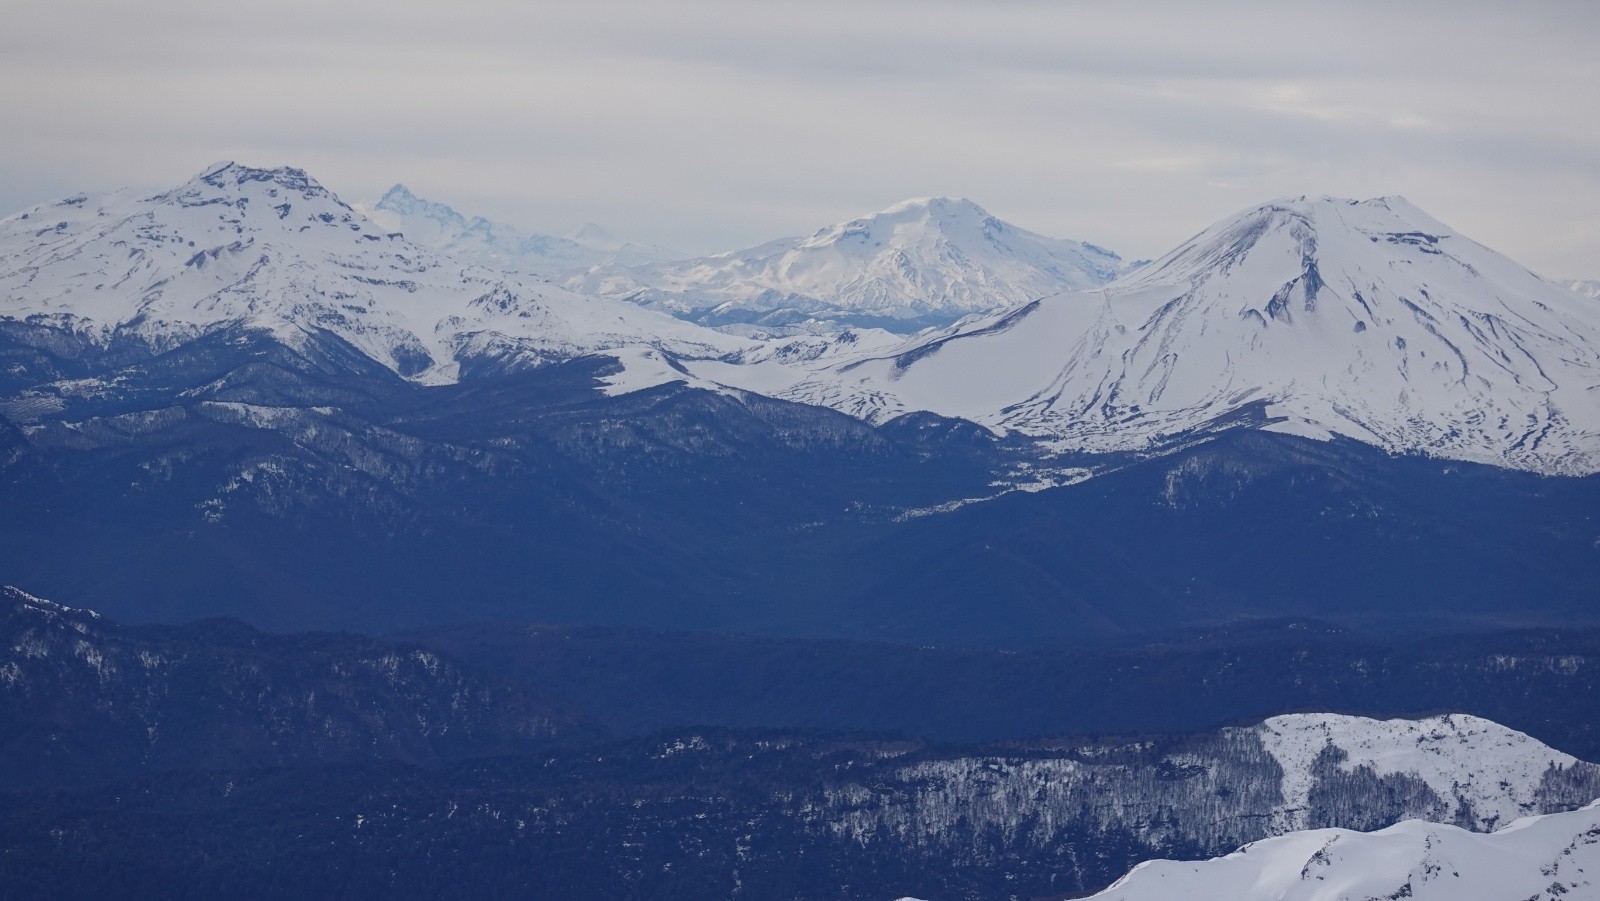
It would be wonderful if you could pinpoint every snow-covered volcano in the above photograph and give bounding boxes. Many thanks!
[0,163,746,384]
[720,196,1600,475]
[567,196,1130,331]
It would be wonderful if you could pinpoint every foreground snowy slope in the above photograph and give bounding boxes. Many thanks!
[568,196,1129,331]
[1086,799,1600,901]
[712,196,1600,474]
[0,162,746,385]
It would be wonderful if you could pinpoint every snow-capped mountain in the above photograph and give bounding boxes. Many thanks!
[1568,278,1600,301]
[567,196,1130,332]
[0,163,746,385]
[1086,799,1600,901]
[365,184,675,276]
[713,196,1600,475]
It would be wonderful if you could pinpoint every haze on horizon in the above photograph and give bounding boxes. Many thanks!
[2,0,1597,277]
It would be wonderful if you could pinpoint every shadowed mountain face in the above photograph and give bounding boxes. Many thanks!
[2,318,1599,642]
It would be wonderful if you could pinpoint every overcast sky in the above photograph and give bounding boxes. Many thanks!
[3,0,1597,275]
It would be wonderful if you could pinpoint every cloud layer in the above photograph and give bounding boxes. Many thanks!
[2,0,1596,275]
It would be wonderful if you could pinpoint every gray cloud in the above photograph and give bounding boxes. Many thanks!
[1,0,1596,276]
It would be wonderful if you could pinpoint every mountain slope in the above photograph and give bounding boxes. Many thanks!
[1568,278,1600,300]
[568,196,1129,331]
[1087,800,1600,901]
[727,196,1600,475]
[365,184,674,275]
[0,162,746,385]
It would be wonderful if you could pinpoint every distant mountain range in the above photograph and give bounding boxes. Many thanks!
[10,165,1593,474]
[1568,277,1600,300]
[567,195,1132,332]
[368,187,1135,334]
[365,183,679,275]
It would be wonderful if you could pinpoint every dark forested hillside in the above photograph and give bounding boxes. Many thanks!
[406,617,1600,760]
[5,589,1600,899]
[3,723,1595,901]
[0,587,597,789]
